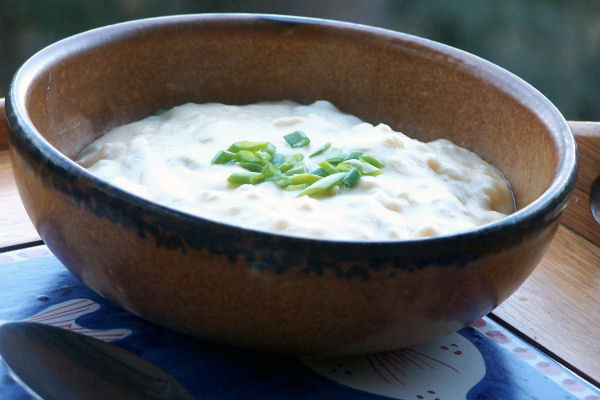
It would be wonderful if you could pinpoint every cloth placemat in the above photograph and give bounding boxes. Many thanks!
[1,246,598,400]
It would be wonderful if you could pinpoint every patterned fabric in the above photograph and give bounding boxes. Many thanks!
[1,246,598,400]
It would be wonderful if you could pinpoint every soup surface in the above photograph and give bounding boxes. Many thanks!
[77,100,514,240]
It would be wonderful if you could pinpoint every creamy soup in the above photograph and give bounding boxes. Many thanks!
[77,100,514,241]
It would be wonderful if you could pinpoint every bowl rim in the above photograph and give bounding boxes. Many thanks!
[6,13,578,248]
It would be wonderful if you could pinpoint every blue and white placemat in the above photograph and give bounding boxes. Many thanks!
[1,245,598,400]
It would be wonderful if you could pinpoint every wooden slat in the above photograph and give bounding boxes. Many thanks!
[0,150,40,248]
[493,225,600,382]
[563,121,600,247]
[494,121,600,383]
[0,99,40,247]
[0,98,8,151]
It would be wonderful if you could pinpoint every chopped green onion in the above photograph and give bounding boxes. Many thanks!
[235,150,260,163]
[284,184,307,191]
[269,175,291,188]
[261,162,280,178]
[343,168,362,188]
[297,172,346,197]
[289,173,323,185]
[328,183,341,196]
[271,153,285,168]
[284,130,310,148]
[309,142,331,158]
[153,109,167,116]
[211,150,236,164]
[334,162,352,172]
[227,171,264,185]
[318,161,338,175]
[255,150,273,164]
[214,138,383,197]
[360,155,385,168]
[284,161,307,176]
[261,163,291,187]
[310,167,328,177]
[279,153,304,173]
[337,159,382,176]
[344,151,363,161]
[339,160,362,168]
[238,162,263,172]
[227,141,269,153]
[359,163,383,177]
[325,150,345,165]
[263,142,277,157]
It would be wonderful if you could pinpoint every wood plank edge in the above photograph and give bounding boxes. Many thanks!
[492,222,600,384]
[0,98,8,150]
[563,121,600,244]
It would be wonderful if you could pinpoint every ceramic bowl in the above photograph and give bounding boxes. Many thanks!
[5,14,577,355]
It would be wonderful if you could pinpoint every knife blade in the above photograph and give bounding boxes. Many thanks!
[0,322,196,400]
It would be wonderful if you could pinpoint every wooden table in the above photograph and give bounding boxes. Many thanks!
[1,98,599,386]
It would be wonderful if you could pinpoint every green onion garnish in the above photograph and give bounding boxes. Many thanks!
[279,153,304,173]
[237,162,263,172]
[310,167,328,177]
[212,137,383,196]
[289,173,323,185]
[309,142,331,157]
[261,162,280,178]
[333,162,352,172]
[270,175,291,188]
[271,153,285,169]
[262,163,291,187]
[360,155,384,168]
[359,162,383,176]
[325,150,345,165]
[227,171,265,185]
[284,161,307,176]
[153,109,167,116]
[297,172,346,197]
[284,130,310,148]
[263,142,277,157]
[342,168,362,188]
[235,150,260,164]
[255,150,273,164]
[211,150,236,164]
[227,141,270,153]
[284,184,308,191]
[344,151,363,161]
[328,183,341,196]
[337,159,382,176]
[318,161,338,175]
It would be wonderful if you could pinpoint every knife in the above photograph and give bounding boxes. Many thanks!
[0,321,196,400]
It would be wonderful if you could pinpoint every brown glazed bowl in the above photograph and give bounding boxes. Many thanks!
[5,14,577,355]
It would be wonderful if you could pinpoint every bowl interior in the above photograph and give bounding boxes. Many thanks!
[15,14,570,212]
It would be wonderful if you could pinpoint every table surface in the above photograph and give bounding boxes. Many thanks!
[1,98,599,391]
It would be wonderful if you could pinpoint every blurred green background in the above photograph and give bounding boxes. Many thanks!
[1,0,598,120]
